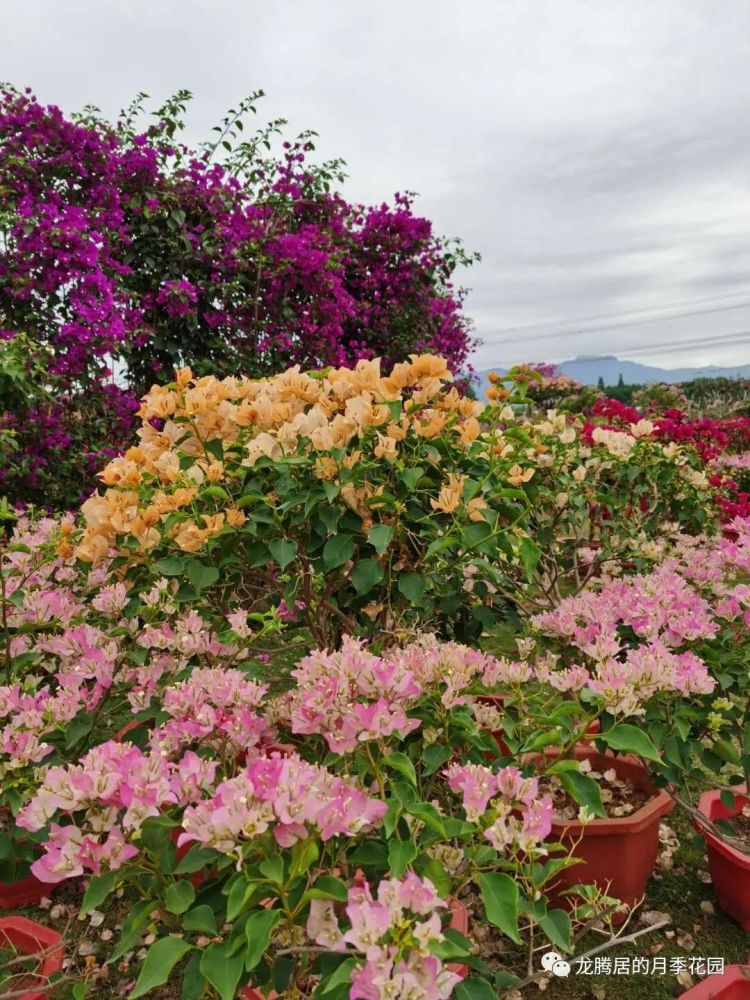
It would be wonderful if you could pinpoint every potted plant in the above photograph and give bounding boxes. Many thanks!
[680,964,750,999]
[539,747,674,911]
[0,915,64,1000]
[694,787,750,930]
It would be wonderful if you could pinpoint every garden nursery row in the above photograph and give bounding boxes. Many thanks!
[0,355,750,999]
[1,86,750,1000]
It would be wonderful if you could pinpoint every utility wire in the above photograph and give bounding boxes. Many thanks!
[489,298,750,344]
[484,288,750,335]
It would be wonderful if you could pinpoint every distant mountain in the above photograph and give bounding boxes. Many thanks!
[474,354,750,395]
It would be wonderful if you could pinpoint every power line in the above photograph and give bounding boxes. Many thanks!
[490,299,750,344]
[485,288,750,337]
[614,330,750,358]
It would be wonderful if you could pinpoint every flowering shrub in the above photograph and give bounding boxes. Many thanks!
[479,523,750,814]
[0,86,476,508]
[1,503,630,997]
[506,363,603,414]
[483,399,712,614]
[7,351,750,995]
[648,519,750,794]
[0,511,282,883]
[5,596,618,997]
[74,356,537,645]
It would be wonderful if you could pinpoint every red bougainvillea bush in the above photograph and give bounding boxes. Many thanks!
[0,86,477,508]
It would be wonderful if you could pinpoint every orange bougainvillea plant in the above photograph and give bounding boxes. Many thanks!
[76,355,537,646]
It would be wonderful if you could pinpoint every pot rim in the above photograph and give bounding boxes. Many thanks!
[533,748,674,836]
[697,786,750,869]
[680,964,750,998]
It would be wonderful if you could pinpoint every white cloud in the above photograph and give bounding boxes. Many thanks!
[3,0,749,370]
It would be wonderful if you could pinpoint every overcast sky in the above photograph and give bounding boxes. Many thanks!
[4,0,750,369]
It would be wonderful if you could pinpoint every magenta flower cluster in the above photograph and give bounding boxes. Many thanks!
[0,85,475,506]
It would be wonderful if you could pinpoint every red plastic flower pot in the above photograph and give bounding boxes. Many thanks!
[680,965,750,999]
[542,749,674,913]
[446,897,469,979]
[0,916,64,1000]
[0,874,52,910]
[696,786,750,931]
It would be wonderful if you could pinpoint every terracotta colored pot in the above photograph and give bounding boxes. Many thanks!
[680,965,750,999]
[0,873,52,910]
[542,749,674,912]
[696,786,750,931]
[0,916,64,1000]
[446,897,469,979]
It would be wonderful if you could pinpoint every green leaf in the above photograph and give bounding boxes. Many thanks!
[388,839,417,877]
[540,908,572,953]
[306,875,349,902]
[477,872,521,943]
[405,800,447,836]
[397,572,426,606]
[65,712,94,749]
[174,845,218,875]
[422,744,452,775]
[518,536,541,582]
[713,739,741,765]
[271,956,295,993]
[558,770,606,818]
[154,556,186,576]
[141,815,178,874]
[81,871,118,913]
[401,467,425,491]
[269,538,298,570]
[226,873,260,921]
[290,838,319,877]
[187,562,220,592]
[73,983,88,1000]
[258,853,285,883]
[180,951,204,1000]
[129,937,194,998]
[720,789,737,811]
[165,880,195,915]
[602,724,661,762]
[420,858,451,896]
[182,905,217,935]
[199,941,244,1000]
[368,523,394,554]
[319,957,357,994]
[111,899,155,961]
[323,534,355,571]
[244,909,283,971]
[348,839,389,868]
[454,977,499,1000]
[383,752,417,787]
[351,558,384,595]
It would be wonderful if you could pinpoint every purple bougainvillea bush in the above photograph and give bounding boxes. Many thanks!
[0,86,477,507]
